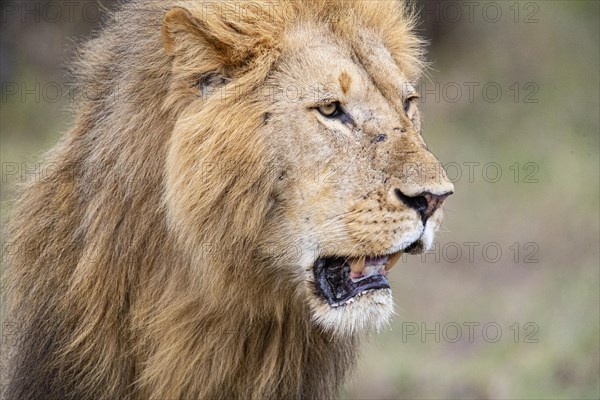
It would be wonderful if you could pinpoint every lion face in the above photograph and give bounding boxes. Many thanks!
[162,4,453,337]
[256,26,454,335]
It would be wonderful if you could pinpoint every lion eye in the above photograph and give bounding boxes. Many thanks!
[317,102,341,118]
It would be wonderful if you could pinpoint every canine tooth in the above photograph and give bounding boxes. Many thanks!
[350,256,366,275]
[385,252,402,271]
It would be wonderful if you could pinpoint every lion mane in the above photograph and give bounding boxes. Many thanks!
[3,1,425,399]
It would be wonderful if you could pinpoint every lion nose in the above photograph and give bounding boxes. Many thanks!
[394,189,452,222]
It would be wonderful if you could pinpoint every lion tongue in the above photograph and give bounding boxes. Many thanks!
[349,257,366,278]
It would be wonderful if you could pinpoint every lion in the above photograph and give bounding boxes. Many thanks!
[3,1,454,399]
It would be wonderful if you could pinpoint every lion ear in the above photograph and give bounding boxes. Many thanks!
[161,7,233,61]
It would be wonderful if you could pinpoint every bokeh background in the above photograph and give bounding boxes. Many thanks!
[1,1,598,399]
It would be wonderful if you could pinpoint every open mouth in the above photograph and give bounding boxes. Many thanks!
[313,251,402,307]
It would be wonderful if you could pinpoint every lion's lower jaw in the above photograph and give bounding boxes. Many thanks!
[308,289,395,336]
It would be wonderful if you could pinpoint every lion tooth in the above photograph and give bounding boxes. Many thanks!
[349,256,366,275]
[384,251,402,271]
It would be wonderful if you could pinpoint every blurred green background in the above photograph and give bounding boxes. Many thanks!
[1,1,599,399]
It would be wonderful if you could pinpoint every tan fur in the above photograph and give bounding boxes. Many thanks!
[339,71,352,95]
[3,1,452,399]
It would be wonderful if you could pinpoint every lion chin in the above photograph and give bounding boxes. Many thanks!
[309,288,395,336]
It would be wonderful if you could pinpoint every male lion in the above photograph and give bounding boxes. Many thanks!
[4,1,454,399]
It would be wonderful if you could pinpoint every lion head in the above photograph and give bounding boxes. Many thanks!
[162,1,454,337]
